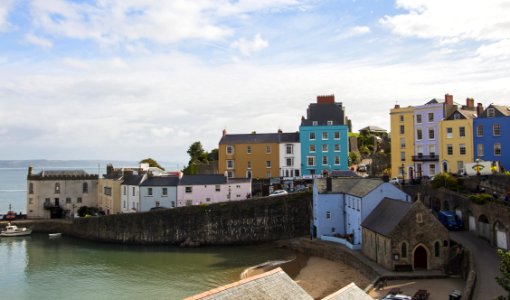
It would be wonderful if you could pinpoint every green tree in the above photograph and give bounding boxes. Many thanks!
[187,141,208,164]
[139,158,165,170]
[496,249,510,299]
[208,148,218,161]
[431,172,459,190]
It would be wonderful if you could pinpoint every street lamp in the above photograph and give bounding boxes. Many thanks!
[475,158,481,176]
[401,163,405,184]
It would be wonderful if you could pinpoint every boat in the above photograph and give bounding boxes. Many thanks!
[49,233,62,238]
[0,222,32,237]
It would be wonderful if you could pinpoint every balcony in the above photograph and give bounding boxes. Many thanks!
[412,154,439,162]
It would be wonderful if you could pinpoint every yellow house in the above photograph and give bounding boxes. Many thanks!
[390,105,415,178]
[97,165,124,215]
[439,100,476,174]
[218,130,281,178]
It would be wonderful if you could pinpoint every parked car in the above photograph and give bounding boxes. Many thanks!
[269,190,288,197]
[389,177,403,184]
[357,164,367,172]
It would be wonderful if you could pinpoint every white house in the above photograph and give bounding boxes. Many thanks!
[120,173,146,213]
[278,132,301,186]
[312,177,410,247]
[139,176,179,212]
[177,175,251,207]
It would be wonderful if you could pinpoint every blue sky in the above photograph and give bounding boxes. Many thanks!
[1,0,510,167]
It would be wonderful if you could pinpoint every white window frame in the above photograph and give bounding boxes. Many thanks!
[307,156,316,167]
[226,160,234,169]
[226,145,234,155]
[322,132,328,140]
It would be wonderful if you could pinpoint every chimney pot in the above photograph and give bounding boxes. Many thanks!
[445,93,453,105]
[317,95,335,104]
[394,104,400,109]
[476,103,484,116]
[222,129,227,137]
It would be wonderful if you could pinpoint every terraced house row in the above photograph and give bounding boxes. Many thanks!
[218,95,350,181]
[390,94,510,179]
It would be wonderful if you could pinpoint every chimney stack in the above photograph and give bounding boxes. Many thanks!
[445,93,454,105]
[277,128,282,134]
[317,95,335,104]
[394,104,400,109]
[466,98,474,109]
[476,103,484,116]
[222,129,227,137]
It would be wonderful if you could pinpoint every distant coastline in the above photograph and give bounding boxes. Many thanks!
[0,159,181,170]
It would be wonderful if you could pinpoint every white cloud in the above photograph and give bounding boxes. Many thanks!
[25,33,53,48]
[338,25,371,39]
[230,34,269,55]
[0,0,14,32]
[380,0,510,58]
[476,39,510,59]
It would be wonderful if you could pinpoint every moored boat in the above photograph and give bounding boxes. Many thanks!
[49,233,62,238]
[1,223,32,237]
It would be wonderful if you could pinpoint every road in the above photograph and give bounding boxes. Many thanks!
[450,231,505,299]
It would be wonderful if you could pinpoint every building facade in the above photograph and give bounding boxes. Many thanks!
[474,104,510,171]
[120,173,146,213]
[300,95,349,177]
[177,175,251,207]
[27,167,98,219]
[279,132,301,180]
[139,176,179,212]
[390,105,415,178]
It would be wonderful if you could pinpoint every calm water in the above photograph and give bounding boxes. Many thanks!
[0,167,293,299]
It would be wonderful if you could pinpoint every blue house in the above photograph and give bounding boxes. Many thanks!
[473,104,510,171]
[300,95,349,177]
[312,177,410,248]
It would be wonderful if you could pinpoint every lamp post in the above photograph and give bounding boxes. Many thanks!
[401,163,405,184]
[475,158,481,176]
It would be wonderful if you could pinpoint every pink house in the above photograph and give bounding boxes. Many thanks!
[177,175,252,207]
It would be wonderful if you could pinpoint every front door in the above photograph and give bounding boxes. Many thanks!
[414,246,428,269]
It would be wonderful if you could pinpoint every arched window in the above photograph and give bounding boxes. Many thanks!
[83,182,88,193]
[401,242,407,258]
[434,241,440,257]
[55,183,60,194]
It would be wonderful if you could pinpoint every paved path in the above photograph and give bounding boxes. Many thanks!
[451,231,505,300]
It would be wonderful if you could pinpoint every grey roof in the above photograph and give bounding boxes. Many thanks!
[185,268,313,300]
[316,178,383,197]
[359,125,387,133]
[39,170,88,176]
[361,198,412,237]
[425,98,439,104]
[219,132,299,145]
[301,102,346,126]
[322,283,373,300]
[479,104,510,117]
[446,107,477,120]
[330,170,359,178]
[140,176,179,187]
[179,174,227,185]
[122,174,145,185]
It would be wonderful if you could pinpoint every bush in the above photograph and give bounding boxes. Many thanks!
[431,173,460,190]
[469,193,493,205]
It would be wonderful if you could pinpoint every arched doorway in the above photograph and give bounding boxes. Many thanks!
[414,245,428,269]
[494,221,508,249]
[442,161,448,173]
[478,215,490,240]
[467,211,476,232]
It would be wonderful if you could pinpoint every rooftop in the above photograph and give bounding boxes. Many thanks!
[361,198,412,237]
[316,178,384,197]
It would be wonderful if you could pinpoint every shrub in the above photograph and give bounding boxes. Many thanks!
[431,173,460,190]
[469,193,493,205]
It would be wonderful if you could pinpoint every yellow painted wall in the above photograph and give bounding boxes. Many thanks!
[439,118,473,174]
[390,106,415,178]
[219,142,280,178]
[98,178,122,214]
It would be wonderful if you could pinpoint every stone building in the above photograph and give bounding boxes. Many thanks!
[98,164,124,215]
[361,198,449,271]
[27,167,98,219]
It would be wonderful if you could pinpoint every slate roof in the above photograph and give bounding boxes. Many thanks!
[322,282,373,300]
[179,174,228,185]
[361,198,412,237]
[122,174,145,185]
[492,105,510,116]
[359,125,387,133]
[38,170,88,177]
[316,178,384,197]
[219,132,299,145]
[330,170,359,178]
[301,102,346,126]
[185,268,313,300]
[140,176,179,187]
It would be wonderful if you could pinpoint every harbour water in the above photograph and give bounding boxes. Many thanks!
[0,166,293,299]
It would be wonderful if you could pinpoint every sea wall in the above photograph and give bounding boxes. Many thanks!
[27,193,311,245]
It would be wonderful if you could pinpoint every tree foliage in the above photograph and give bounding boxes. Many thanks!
[496,249,510,300]
[139,158,165,170]
[182,142,217,175]
[430,172,460,190]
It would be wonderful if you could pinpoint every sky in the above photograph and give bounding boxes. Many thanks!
[1,0,510,167]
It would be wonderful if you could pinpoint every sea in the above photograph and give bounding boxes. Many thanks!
[0,165,293,299]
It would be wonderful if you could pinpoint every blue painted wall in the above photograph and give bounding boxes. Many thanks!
[473,116,510,170]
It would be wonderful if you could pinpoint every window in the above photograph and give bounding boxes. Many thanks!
[334,131,340,139]
[454,113,461,120]
[246,170,252,178]
[266,171,271,178]
[77,197,82,203]
[123,201,126,208]
[266,145,271,153]
[171,201,175,208]
[322,144,328,152]
[334,144,340,152]
[322,132,328,140]
[399,115,404,122]
[83,182,88,193]
[155,201,160,207]
[148,188,153,196]
[416,114,422,123]
[477,125,484,137]
[286,158,293,166]
[44,198,50,204]
[295,170,300,177]
[401,242,407,258]
[327,120,333,125]
[487,108,496,117]
[55,183,60,194]
[417,129,423,140]
[185,187,192,193]
[416,213,423,223]
[226,160,234,169]
[104,187,112,196]
[322,156,328,165]
[29,183,34,194]
[334,156,340,165]
[428,112,434,122]
[416,145,423,156]
[206,198,211,202]
[446,127,452,138]
[132,187,135,196]
[494,124,501,136]
[286,144,293,154]
[309,144,316,152]
[447,144,453,155]
[400,138,405,149]
[459,127,465,137]
[186,200,192,206]
[459,144,466,155]
[266,160,271,168]
[400,125,405,134]
[400,152,405,162]
[123,186,126,195]
[309,132,316,140]
[227,171,234,178]
[326,211,331,219]
[29,198,33,205]
[307,156,315,166]
[246,145,252,154]
[495,143,502,156]
[215,185,220,192]
[247,161,251,169]
[434,241,440,257]
[66,197,71,204]
[428,128,435,139]
[429,164,436,175]
[477,144,484,157]
[312,121,318,126]
[226,145,234,154]
[162,188,167,196]
[428,144,435,156]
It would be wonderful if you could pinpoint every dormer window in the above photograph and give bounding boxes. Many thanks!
[327,120,333,125]
[454,113,461,120]
[487,108,495,118]
[312,121,318,126]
